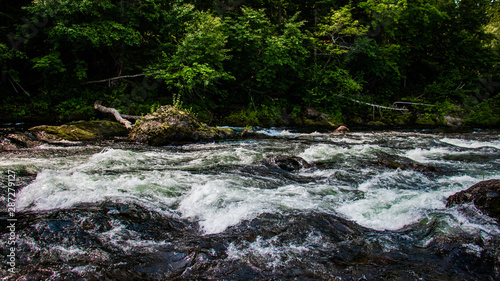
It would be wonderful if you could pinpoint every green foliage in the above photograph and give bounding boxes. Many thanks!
[32,52,66,74]
[316,5,368,56]
[153,8,233,104]
[223,102,287,127]
[223,7,309,102]
[465,95,500,127]
[0,0,498,128]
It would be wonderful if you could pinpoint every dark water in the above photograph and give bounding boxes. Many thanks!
[1,128,499,280]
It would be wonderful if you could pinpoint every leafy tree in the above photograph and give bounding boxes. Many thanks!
[153,8,233,107]
[223,7,309,105]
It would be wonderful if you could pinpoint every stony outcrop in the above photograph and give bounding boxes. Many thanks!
[261,155,312,171]
[446,179,500,221]
[128,105,237,145]
[29,120,129,141]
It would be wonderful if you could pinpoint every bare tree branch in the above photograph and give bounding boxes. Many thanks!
[94,101,134,129]
[83,73,151,85]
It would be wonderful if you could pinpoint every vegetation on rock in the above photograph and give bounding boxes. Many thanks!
[128,105,236,145]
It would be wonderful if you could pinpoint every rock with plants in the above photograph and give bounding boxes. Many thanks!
[128,105,236,145]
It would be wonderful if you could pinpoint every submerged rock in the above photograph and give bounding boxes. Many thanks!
[376,153,440,175]
[261,155,312,171]
[29,120,128,141]
[129,105,237,145]
[446,179,500,221]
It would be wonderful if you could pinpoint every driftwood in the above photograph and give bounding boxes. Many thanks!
[93,101,140,129]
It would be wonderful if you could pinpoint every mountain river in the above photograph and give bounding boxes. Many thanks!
[1,128,499,280]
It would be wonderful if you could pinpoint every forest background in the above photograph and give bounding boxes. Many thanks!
[1,0,499,127]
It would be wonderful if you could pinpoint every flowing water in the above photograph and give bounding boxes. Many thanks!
[1,128,499,280]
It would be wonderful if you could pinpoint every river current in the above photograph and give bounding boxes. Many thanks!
[1,128,499,280]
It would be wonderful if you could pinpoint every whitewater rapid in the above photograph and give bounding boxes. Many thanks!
[3,129,498,236]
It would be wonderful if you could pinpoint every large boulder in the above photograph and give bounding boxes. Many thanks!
[446,179,500,221]
[29,120,129,141]
[128,105,237,145]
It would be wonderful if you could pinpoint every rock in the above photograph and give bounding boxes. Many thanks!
[304,107,321,118]
[29,120,129,141]
[6,132,43,148]
[261,155,312,172]
[298,107,337,128]
[333,125,350,133]
[376,153,440,174]
[444,115,463,127]
[240,127,267,139]
[128,105,237,145]
[0,137,17,151]
[240,127,256,138]
[446,179,500,221]
[0,132,43,150]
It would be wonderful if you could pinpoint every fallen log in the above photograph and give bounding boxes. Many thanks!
[93,101,137,129]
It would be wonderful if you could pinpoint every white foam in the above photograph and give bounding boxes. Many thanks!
[256,128,296,137]
[440,138,500,149]
[404,147,455,163]
[298,144,379,163]
[337,171,500,232]
[337,170,443,230]
[177,181,318,234]
[226,235,311,268]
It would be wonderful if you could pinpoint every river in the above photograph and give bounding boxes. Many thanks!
[1,128,499,280]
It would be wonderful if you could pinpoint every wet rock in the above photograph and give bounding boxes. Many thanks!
[261,155,312,171]
[0,132,42,150]
[240,127,266,139]
[29,120,128,141]
[446,179,500,220]
[0,137,17,151]
[7,132,42,147]
[376,153,440,174]
[129,105,237,145]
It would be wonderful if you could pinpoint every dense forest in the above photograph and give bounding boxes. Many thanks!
[1,0,499,127]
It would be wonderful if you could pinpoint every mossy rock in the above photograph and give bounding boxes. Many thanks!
[29,120,128,141]
[129,105,236,145]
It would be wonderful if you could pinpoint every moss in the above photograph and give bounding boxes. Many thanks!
[29,120,128,141]
[129,105,236,145]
